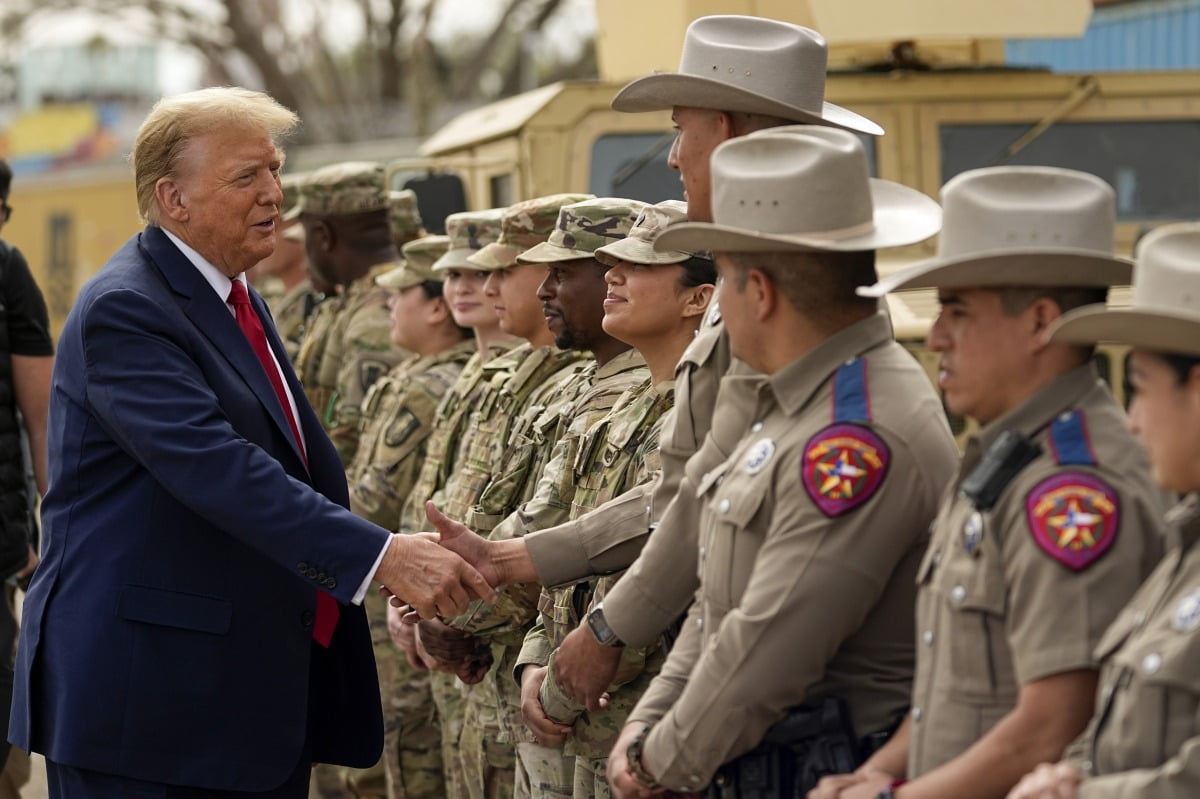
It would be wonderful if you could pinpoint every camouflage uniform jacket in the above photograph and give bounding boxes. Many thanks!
[450,350,648,744]
[347,338,476,529]
[529,377,675,758]
[397,339,521,534]
[323,265,415,466]
[441,343,591,531]
[270,278,313,364]
[294,292,343,414]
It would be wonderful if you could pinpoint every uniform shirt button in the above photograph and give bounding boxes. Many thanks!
[922,630,934,646]
[690,775,703,786]
[695,617,703,631]
[699,547,706,560]
[1143,653,1162,675]
[950,585,966,605]
[1101,683,1114,702]
[932,551,942,568]
[1133,611,1146,627]
[912,707,922,722]
[718,499,731,513]
[751,422,763,433]
[1081,760,1094,775]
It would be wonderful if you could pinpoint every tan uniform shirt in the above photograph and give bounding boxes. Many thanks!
[1066,494,1197,797]
[628,313,958,792]
[909,365,1166,776]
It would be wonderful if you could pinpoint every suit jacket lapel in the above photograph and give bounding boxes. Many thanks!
[139,226,310,474]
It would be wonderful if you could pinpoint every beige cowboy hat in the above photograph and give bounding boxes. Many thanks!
[654,127,940,255]
[1049,223,1200,356]
[611,15,883,136]
[859,166,1132,297]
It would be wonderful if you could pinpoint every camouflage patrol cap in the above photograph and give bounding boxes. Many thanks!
[595,200,695,267]
[281,172,307,221]
[517,197,648,264]
[300,161,388,217]
[468,193,595,271]
[376,234,452,290]
[432,208,507,272]
[388,189,425,243]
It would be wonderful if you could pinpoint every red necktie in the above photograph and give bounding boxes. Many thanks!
[228,280,340,647]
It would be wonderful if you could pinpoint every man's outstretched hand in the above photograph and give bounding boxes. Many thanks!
[424,502,504,586]
[375,530,497,620]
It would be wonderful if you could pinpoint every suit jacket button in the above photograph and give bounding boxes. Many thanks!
[317,572,327,583]
[301,610,314,628]
[297,562,308,573]
[325,578,337,590]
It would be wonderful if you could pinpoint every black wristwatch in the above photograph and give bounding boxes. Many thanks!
[586,602,624,647]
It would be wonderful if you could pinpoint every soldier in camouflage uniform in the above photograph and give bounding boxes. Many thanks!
[418,194,596,799]
[267,174,317,363]
[390,208,514,799]
[325,186,427,466]
[293,163,412,466]
[416,198,649,799]
[340,234,474,799]
[514,201,716,799]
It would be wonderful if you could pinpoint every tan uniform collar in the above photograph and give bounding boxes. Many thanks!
[1166,493,1200,551]
[969,363,1102,457]
[766,312,892,417]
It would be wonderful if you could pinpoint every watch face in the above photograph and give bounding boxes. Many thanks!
[588,607,616,644]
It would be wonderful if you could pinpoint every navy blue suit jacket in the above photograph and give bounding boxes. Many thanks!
[10,226,387,790]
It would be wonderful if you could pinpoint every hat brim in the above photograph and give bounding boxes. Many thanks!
[595,237,691,267]
[376,268,424,290]
[516,241,596,264]
[654,179,939,255]
[611,73,884,136]
[433,248,487,272]
[1049,306,1200,357]
[858,250,1133,298]
[467,242,520,271]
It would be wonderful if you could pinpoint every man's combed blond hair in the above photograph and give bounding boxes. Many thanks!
[131,87,299,225]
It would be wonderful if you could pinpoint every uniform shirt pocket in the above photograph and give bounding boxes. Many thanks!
[1101,623,1200,772]
[937,552,1008,702]
[705,476,769,610]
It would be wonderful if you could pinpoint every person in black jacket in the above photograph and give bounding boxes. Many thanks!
[0,158,53,772]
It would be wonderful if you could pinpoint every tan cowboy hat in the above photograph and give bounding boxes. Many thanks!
[611,15,883,136]
[859,166,1132,297]
[654,127,940,255]
[1050,223,1200,356]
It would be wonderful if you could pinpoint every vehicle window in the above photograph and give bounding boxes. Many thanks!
[940,120,1200,220]
[590,133,681,203]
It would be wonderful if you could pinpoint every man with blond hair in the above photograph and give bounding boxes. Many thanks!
[8,86,494,799]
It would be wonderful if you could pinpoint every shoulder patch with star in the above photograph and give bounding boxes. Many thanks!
[1025,471,1120,571]
[802,423,890,517]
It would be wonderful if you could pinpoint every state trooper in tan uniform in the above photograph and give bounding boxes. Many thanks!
[432,15,886,713]
[814,168,1167,799]
[603,128,953,797]
[1007,223,1200,799]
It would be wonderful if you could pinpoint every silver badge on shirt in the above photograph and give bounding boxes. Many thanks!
[1172,588,1200,633]
[744,438,776,475]
[963,511,983,556]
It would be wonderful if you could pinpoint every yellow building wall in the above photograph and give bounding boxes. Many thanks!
[4,169,141,339]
